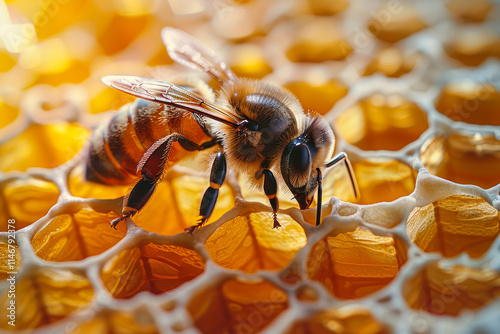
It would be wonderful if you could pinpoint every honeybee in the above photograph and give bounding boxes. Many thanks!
[86,27,358,233]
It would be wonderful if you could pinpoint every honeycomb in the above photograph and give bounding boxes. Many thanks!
[1,0,500,333]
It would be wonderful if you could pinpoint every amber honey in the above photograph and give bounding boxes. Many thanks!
[403,262,500,316]
[323,157,417,204]
[101,242,205,299]
[205,212,307,273]
[284,78,348,115]
[421,133,500,189]
[307,228,406,299]
[435,82,500,125]
[407,195,500,258]
[334,94,429,151]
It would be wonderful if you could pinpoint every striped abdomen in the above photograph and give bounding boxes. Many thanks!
[85,99,210,185]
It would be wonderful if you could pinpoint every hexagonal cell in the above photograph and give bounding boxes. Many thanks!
[101,242,205,299]
[334,94,429,151]
[284,78,348,115]
[229,44,273,79]
[187,278,288,334]
[444,27,500,66]
[69,308,159,334]
[0,178,59,231]
[0,122,90,172]
[285,307,389,334]
[367,2,427,43]
[421,133,500,189]
[286,18,352,62]
[0,268,94,330]
[363,48,422,78]
[68,164,130,199]
[435,82,500,126]
[133,174,235,235]
[407,195,499,258]
[0,241,21,280]
[403,262,500,316]
[32,208,126,262]
[205,212,307,273]
[446,0,493,22]
[323,157,417,204]
[306,227,407,299]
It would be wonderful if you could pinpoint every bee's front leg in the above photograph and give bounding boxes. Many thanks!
[186,150,227,234]
[110,133,203,229]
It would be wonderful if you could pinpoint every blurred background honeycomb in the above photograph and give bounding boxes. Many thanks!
[1,0,500,333]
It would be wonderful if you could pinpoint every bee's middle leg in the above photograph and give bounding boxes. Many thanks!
[110,133,206,229]
[185,150,227,234]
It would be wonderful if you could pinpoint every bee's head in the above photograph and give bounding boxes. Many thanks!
[280,117,335,209]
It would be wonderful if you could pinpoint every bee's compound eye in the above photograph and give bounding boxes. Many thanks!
[281,139,313,191]
[246,120,259,131]
[290,143,311,173]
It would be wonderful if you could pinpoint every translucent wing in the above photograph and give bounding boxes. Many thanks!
[162,27,236,85]
[102,75,239,128]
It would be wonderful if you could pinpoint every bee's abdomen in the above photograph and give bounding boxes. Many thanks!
[85,123,133,184]
[85,99,208,185]
[128,99,172,149]
[85,100,168,184]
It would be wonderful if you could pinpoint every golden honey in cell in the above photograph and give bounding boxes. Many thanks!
[85,28,358,232]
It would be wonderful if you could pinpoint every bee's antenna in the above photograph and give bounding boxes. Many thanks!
[325,152,360,200]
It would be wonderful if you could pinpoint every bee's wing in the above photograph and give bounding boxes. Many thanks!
[102,75,239,128]
[161,27,236,85]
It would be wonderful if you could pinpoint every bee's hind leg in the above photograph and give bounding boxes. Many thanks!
[186,150,226,234]
[110,133,204,229]
[110,178,156,229]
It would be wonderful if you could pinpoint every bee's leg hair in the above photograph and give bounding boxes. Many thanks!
[186,150,227,234]
[111,133,205,229]
[325,152,360,200]
[263,169,280,229]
